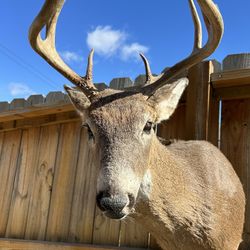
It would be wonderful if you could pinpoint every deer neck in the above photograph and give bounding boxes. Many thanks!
[133,137,205,249]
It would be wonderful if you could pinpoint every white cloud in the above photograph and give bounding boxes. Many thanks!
[87,26,126,56]
[8,83,35,97]
[86,25,149,62]
[60,51,83,63]
[121,43,149,61]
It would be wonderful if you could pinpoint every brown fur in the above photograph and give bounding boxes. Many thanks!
[65,86,245,250]
[135,139,245,250]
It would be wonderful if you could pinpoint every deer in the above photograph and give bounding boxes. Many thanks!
[29,0,245,249]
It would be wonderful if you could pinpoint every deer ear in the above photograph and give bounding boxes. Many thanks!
[148,78,188,123]
[64,85,91,112]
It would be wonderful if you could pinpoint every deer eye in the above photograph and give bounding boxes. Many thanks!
[143,121,154,134]
[82,124,94,140]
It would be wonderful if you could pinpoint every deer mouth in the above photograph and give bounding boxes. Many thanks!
[104,210,128,220]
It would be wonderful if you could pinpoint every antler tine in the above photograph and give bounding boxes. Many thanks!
[142,0,223,96]
[140,53,154,85]
[189,0,202,52]
[86,49,94,83]
[29,0,98,99]
[139,53,163,86]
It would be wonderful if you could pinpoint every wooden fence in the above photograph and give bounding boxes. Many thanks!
[0,53,250,249]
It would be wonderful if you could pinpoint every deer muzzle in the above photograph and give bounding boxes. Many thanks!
[96,191,135,219]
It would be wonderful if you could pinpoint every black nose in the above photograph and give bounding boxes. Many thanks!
[96,192,131,219]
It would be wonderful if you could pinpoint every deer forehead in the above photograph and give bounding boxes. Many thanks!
[89,93,156,131]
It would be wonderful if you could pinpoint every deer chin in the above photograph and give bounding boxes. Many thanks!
[104,211,126,220]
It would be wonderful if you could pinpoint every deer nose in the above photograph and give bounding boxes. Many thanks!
[96,192,131,219]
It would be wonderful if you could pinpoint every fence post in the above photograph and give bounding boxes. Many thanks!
[185,60,221,144]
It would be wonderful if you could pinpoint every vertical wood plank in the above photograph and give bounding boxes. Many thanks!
[158,104,186,140]
[220,99,250,237]
[186,61,221,141]
[0,133,4,159]
[46,122,81,241]
[185,61,210,140]
[5,128,40,238]
[25,125,60,240]
[92,208,120,246]
[68,128,98,243]
[207,93,220,147]
[0,130,22,236]
[208,61,221,147]
[120,219,149,248]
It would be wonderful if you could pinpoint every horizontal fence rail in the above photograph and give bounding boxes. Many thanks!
[0,238,146,250]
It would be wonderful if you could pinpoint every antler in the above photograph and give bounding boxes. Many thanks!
[140,0,223,94]
[29,0,223,99]
[29,0,98,99]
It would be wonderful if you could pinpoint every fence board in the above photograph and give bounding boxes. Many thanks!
[0,103,73,123]
[0,130,22,236]
[221,99,250,236]
[46,122,81,241]
[207,95,220,146]
[120,220,149,248]
[68,128,98,244]
[25,125,60,240]
[5,128,40,238]
[158,104,186,140]
[0,238,140,250]
[185,62,210,140]
[92,209,121,246]
[0,133,4,158]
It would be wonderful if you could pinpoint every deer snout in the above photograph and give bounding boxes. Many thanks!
[96,192,135,219]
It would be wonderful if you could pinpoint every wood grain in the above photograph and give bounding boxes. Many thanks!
[5,128,40,238]
[0,111,79,133]
[220,99,250,234]
[68,128,98,243]
[223,53,250,71]
[158,104,186,140]
[0,132,4,158]
[213,85,250,101]
[212,68,250,88]
[25,125,60,240]
[92,208,121,246]
[0,130,22,236]
[0,103,74,123]
[120,219,149,248]
[46,122,81,241]
[0,238,141,250]
[185,61,210,140]
[207,90,220,146]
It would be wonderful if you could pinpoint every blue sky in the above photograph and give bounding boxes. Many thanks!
[0,0,250,102]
